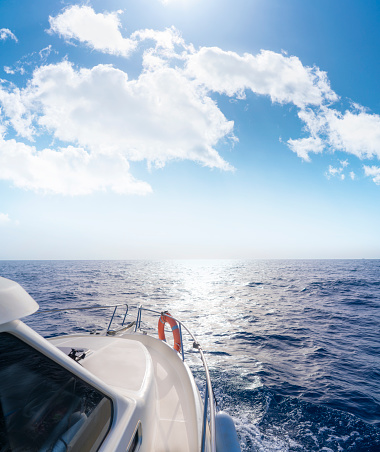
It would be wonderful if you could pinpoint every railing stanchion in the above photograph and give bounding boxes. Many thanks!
[122,305,129,326]
[135,305,142,332]
[201,383,209,452]
[107,306,118,332]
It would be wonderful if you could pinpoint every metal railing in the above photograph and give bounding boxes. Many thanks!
[38,304,129,334]
[134,305,216,452]
[37,303,216,452]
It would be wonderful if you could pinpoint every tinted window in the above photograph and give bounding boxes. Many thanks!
[0,333,112,452]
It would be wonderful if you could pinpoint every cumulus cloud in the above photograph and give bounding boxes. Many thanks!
[1,4,380,193]
[49,4,339,115]
[186,47,338,108]
[0,56,233,194]
[0,29,18,42]
[0,84,35,139]
[183,45,377,176]
[14,61,233,170]
[0,138,151,195]
[326,109,380,159]
[287,106,380,164]
[48,6,138,57]
[49,5,190,63]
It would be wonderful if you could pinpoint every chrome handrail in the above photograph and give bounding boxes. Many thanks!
[134,305,216,452]
[38,304,129,333]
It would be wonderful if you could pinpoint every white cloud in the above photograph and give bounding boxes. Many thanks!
[363,166,380,185]
[324,160,354,182]
[0,138,151,195]
[328,165,342,176]
[135,27,187,53]
[186,47,338,108]
[0,84,35,139]
[287,136,324,161]
[2,4,380,192]
[288,106,380,165]
[0,29,18,42]
[0,58,234,194]
[325,162,353,181]
[48,6,339,109]
[49,6,190,63]
[2,45,56,77]
[0,212,11,225]
[21,61,233,170]
[326,165,343,179]
[326,109,380,159]
[48,6,137,57]
[4,66,16,75]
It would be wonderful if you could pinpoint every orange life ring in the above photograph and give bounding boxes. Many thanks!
[158,312,181,352]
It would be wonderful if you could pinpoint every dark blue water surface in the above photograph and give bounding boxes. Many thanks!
[1,259,380,451]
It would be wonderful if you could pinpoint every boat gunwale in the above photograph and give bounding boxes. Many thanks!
[33,302,217,452]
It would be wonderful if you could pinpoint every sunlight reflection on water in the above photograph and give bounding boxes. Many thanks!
[1,259,380,450]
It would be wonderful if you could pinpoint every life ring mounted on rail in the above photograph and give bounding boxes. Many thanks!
[158,312,181,352]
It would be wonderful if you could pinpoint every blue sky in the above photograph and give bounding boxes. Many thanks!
[0,0,380,259]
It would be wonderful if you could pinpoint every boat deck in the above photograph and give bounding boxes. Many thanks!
[48,332,203,452]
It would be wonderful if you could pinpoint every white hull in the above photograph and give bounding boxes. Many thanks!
[0,277,239,452]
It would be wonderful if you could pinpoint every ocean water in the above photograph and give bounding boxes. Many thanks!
[1,259,380,451]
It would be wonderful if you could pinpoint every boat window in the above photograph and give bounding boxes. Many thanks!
[0,332,112,452]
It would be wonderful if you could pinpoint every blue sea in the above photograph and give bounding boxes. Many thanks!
[1,259,380,451]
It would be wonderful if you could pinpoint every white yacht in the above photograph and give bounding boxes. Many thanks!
[0,277,241,452]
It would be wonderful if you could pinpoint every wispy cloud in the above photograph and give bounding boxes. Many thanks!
[325,161,357,182]
[363,166,380,185]
[0,29,18,43]
[159,0,178,4]
[0,212,11,225]
[326,165,344,180]
[3,45,56,76]
[287,137,324,161]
